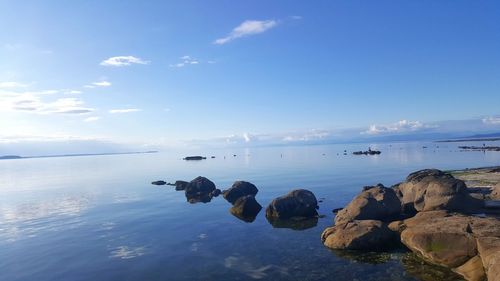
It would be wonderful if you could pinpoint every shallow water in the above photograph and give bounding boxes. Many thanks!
[1,141,500,281]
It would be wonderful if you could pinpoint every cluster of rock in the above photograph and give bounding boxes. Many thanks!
[321,169,500,281]
[154,176,319,225]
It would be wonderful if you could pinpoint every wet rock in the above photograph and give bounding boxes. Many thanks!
[230,195,262,222]
[211,189,222,197]
[334,184,401,225]
[266,189,318,220]
[453,255,485,281]
[321,220,397,251]
[223,181,259,204]
[185,176,216,204]
[151,180,167,185]
[396,169,480,214]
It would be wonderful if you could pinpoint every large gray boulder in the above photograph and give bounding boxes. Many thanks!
[223,181,259,204]
[321,220,397,251]
[396,169,477,213]
[335,184,401,225]
[266,189,318,220]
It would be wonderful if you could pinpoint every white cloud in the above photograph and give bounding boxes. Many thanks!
[482,116,500,125]
[66,90,82,94]
[169,55,200,68]
[84,116,100,122]
[290,15,302,20]
[214,20,277,45]
[85,81,111,88]
[100,56,149,67]
[0,92,94,115]
[109,108,141,114]
[363,120,435,135]
[0,82,28,88]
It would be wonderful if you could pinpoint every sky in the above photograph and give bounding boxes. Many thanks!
[1,0,500,154]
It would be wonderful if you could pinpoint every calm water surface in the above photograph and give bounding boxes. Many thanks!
[1,141,500,281]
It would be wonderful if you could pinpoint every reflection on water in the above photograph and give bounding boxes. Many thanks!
[224,255,289,280]
[1,141,498,281]
[0,195,91,243]
[266,216,319,230]
[109,246,146,260]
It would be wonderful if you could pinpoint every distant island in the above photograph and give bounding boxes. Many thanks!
[0,151,158,160]
[437,132,500,142]
[0,155,22,160]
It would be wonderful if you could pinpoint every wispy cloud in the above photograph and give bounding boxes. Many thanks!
[84,116,100,122]
[84,81,111,88]
[482,116,500,125]
[1,92,94,115]
[214,20,277,45]
[0,81,29,89]
[100,56,149,67]
[169,55,200,68]
[109,108,141,114]
[363,120,436,135]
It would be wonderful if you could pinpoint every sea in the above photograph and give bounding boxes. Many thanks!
[1,141,500,281]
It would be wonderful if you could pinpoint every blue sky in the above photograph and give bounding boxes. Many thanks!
[1,1,500,153]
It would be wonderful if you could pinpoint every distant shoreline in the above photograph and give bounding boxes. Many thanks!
[436,137,500,143]
[0,151,158,160]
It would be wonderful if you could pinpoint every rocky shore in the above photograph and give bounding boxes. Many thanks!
[322,168,500,281]
[152,166,500,281]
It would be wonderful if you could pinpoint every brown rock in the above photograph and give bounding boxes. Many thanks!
[388,220,405,233]
[453,255,485,281]
[400,211,477,267]
[223,181,258,204]
[334,184,401,225]
[266,189,318,220]
[397,169,478,213]
[491,183,500,200]
[477,237,500,281]
[321,220,397,250]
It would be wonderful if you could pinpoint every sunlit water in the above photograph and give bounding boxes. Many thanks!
[1,141,500,281]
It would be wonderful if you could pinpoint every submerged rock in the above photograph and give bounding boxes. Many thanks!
[266,189,318,220]
[223,181,259,204]
[334,184,401,225]
[321,220,397,251]
[230,195,262,222]
[151,180,167,185]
